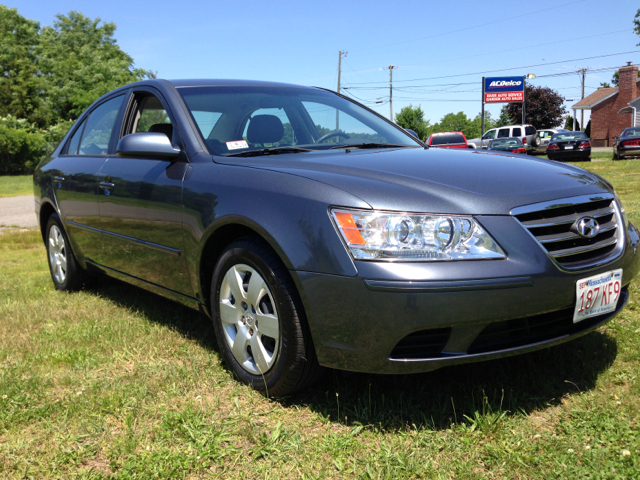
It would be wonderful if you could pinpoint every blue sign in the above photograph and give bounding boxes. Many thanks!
[484,76,525,93]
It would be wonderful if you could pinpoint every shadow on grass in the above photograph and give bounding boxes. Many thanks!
[88,275,619,432]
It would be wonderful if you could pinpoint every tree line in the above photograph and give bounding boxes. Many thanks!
[395,84,568,141]
[0,5,151,174]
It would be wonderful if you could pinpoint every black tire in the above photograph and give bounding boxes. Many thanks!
[210,237,323,396]
[613,151,619,160]
[45,213,86,291]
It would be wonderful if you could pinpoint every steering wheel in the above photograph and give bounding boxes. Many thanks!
[316,131,351,143]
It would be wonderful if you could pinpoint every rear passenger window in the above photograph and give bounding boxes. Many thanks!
[78,95,125,155]
[512,128,522,137]
[497,128,510,138]
[525,126,536,135]
[65,119,86,155]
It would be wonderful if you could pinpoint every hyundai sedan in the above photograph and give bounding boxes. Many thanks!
[34,79,640,396]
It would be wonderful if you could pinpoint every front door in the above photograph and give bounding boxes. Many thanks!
[95,90,192,296]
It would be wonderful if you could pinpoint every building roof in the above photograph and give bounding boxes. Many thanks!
[571,77,640,110]
[571,87,618,110]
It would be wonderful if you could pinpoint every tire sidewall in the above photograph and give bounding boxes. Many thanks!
[211,241,297,393]
[46,214,71,290]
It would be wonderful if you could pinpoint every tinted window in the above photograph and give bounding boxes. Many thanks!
[431,134,465,145]
[490,138,523,148]
[79,95,125,155]
[191,111,223,138]
[512,128,522,137]
[134,96,172,134]
[525,126,536,135]
[65,119,86,155]
[497,128,510,138]
[623,128,640,137]
[551,132,587,141]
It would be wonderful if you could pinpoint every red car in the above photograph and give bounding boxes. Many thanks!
[426,132,468,148]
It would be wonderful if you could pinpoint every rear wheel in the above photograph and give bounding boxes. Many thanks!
[45,213,86,291]
[613,151,619,160]
[211,237,322,396]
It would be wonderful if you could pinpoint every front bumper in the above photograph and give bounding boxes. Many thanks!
[294,216,640,374]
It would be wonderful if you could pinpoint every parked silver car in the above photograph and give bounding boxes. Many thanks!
[531,128,570,155]
[468,124,538,153]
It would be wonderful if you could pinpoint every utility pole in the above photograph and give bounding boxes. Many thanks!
[384,65,396,121]
[578,67,588,131]
[336,50,347,131]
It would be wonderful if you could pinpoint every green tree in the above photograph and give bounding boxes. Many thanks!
[495,106,511,128]
[564,115,580,131]
[505,85,566,129]
[608,69,640,87]
[39,11,149,120]
[634,8,640,44]
[395,104,430,140]
[0,6,49,126]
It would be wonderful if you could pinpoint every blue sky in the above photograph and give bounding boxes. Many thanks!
[8,0,640,127]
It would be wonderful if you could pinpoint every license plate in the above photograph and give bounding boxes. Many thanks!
[573,269,623,323]
[564,144,574,150]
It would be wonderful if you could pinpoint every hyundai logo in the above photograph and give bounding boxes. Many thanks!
[572,216,600,238]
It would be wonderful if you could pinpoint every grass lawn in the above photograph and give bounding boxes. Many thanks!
[0,161,639,478]
[0,175,33,198]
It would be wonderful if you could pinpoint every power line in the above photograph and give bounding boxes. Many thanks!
[351,0,585,52]
[343,50,639,86]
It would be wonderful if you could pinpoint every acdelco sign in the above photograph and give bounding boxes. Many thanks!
[484,76,524,103]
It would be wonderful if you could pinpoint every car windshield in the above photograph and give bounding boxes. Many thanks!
[430,133,465,145]
[623,128,640,137]
[490,138,523,148]
[551,132,587,141]
[176,85,422,156]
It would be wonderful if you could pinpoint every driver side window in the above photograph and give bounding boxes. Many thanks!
[482,130,496,140]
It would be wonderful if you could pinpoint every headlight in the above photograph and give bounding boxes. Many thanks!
[331,208,506,261]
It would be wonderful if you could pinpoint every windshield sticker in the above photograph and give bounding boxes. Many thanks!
[226,140,249,150]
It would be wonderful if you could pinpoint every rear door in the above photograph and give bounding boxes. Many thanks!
[53,93,127,262]
[94,88,192,295]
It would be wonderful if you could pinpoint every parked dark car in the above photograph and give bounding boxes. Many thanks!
[613,127,640,160]
[547,131,591,162]
[34,79,640,396]
[488,137,527,154]
[426,132,468,148]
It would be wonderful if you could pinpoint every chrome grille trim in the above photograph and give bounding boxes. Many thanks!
[511,193,625,271]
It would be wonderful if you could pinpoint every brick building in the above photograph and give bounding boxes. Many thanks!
[572,64,639,147]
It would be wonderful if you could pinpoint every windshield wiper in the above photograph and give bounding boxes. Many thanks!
[226,146,311,157]
[329,143,416,150]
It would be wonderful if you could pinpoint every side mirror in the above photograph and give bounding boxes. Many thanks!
[117,132,181,160]
[404,128,419,139]
[612,136,618,140]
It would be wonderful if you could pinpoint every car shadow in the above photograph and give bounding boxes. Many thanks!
[88,276,619,432]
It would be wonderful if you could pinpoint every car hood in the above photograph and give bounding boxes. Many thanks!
[217,147,612,215]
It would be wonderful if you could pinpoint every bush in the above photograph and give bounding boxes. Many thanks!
[0,116,73,174]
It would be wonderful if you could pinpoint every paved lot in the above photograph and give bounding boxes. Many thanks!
[0,195,39,228]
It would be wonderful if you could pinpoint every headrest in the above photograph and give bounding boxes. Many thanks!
[246,115,284,144]
[148,123,173,140]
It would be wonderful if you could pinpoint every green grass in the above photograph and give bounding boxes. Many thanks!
[1,161,639,478]
[0,175,33,198]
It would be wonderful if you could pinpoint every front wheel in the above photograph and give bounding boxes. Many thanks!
[211,237,322,396]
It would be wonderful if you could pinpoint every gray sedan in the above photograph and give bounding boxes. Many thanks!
[33,79,640,395]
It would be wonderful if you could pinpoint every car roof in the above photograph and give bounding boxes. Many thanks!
[431,131,464,135]
[167,79,318,89]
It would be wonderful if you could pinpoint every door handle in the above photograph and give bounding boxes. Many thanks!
[54,176,65,181]
[99,182,115,189]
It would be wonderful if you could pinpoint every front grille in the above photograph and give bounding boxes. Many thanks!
[468,287,627,354]
[514,196,621,269]
[389,327,451,359]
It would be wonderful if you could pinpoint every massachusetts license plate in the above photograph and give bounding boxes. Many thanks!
[573,269,623,323]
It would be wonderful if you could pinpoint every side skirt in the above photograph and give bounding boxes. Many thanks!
[85,259,205,313]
